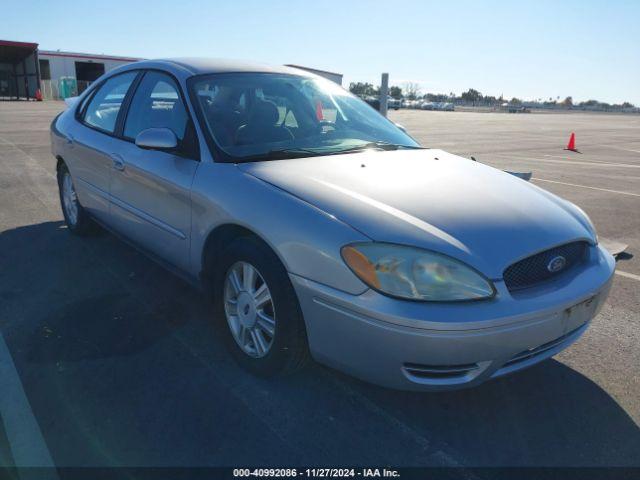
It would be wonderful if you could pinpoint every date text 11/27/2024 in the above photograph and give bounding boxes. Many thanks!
[233,468,400,478]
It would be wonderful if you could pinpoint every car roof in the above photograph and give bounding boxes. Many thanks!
[128,58,312,77]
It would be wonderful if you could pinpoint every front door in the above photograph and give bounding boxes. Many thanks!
[109,71,199,272]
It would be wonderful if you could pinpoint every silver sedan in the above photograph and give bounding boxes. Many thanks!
[51,58,615,390]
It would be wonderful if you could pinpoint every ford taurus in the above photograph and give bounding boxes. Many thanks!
[50,58,615,390]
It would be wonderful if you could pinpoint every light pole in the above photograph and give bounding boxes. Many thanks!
[380,72,389,117]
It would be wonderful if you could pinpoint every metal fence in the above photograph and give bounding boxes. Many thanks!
[40,79,93,100]
[40,80,59,100]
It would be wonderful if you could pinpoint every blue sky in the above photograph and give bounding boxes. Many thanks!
[3,0,639,104]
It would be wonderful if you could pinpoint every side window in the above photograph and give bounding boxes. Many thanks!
[124,72,188,141]
[83,72,137,133]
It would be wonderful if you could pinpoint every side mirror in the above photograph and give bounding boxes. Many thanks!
[394,123,407,133]
[135,128,178,151]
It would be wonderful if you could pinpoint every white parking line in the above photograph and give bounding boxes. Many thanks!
[494,153,640,169]
[0,331,56,470]
[601,144,640,154]
[532,178,640,197]
[616,270,640,282]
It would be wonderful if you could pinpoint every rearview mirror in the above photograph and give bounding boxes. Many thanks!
[135,128,178,151]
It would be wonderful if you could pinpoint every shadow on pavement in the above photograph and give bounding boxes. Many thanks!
[27,293,184,363]
[0,221,195,364]
[0,220,638,467]
[322,345,640,466]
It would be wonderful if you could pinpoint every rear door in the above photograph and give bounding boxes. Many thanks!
[109,70,199,272]
[67,71,138,222]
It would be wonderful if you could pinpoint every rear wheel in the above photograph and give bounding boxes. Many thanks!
[57,163,96,235]
[213,236,309,376]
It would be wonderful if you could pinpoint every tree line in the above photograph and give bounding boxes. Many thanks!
[348,82,637,112]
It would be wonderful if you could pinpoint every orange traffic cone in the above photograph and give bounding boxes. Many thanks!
[565,132,579,152]
[35,89,43,101]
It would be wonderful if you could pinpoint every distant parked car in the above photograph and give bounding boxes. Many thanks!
[363,96,380,110]
[501,102,530,114]
[421,101,435,110]
[363,97,399,111]
[387,98,400,110]
[429,102,454,111]
[52,58,614,391]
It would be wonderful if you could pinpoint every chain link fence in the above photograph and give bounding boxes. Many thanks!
[40,79,94,100]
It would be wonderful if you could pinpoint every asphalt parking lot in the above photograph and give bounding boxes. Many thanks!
[0,102,639,471]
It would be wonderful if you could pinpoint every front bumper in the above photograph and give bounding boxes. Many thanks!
[291,244,615,391]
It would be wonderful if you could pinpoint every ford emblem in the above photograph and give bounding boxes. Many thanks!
[547,255,567,273]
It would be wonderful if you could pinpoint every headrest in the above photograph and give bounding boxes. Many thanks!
[250,100,279,125]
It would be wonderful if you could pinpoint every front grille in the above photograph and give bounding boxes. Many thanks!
[503,241,588,291]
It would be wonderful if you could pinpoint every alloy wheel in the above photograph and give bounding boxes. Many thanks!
[62,172,79,226]
[223,261,276,358]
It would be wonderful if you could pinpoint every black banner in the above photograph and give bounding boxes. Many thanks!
[1,467,639,480]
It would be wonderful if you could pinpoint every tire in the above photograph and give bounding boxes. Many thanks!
[57,162,96,235]
[212,236,309,376]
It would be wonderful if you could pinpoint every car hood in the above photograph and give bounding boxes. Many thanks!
[239,149,595,279]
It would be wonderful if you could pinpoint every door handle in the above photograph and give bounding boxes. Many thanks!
[66,134,75,146]
[110,153,125,171]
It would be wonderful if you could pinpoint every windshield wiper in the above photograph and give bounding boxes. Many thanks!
[236,143,425,163]
[237,148,326,163]
[327,142,426,155]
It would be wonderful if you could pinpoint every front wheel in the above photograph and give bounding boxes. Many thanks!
[213,236,309,376]
[57,163,96,235]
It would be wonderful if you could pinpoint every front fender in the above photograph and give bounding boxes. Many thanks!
[190,163,370,295]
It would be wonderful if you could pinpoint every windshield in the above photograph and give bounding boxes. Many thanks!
[190,73,421,162]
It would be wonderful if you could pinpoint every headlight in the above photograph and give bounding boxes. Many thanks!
[341,243,495,301]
